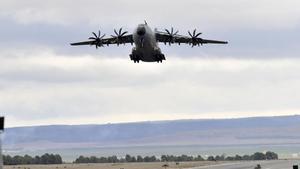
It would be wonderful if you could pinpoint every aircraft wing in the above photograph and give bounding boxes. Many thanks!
[155,29,228,46]
[174,36,228,44]
[71,30,134,48]
[71,40,98,46]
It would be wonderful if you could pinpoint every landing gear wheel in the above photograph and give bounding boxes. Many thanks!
[155,54,165,63]
[130,54,141,63]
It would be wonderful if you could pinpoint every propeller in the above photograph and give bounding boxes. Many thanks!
[89,30,105,49]
[164,27,179,45]
[188,29,203,47]
[111,28,128,46]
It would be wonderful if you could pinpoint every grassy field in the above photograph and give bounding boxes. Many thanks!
[4,161,226,169]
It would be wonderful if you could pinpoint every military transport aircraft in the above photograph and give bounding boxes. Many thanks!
[71,22,228,63]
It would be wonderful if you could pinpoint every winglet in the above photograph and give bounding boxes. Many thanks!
[144,20,148,25]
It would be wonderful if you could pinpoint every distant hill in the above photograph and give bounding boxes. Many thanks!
[3,115,300,150]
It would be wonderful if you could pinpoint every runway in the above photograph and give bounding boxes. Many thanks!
[192,160,300,169]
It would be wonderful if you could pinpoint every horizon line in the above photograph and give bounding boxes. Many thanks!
[6,114,300,129]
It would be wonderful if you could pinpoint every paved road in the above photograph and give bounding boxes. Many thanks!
[193,160,300,169]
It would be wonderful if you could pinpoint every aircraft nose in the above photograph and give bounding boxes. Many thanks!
[137,26,146,36]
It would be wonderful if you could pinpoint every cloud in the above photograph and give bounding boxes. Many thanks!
[1,0,300,58]
[0,16,299,59]
[0,0,300,127]
[1,0,300,29]
[1,49,300,127]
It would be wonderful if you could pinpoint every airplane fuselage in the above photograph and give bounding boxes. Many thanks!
[131,24,165,62]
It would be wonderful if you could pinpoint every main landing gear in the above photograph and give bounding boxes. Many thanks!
[129,54,141,63]
[155,54,165,63]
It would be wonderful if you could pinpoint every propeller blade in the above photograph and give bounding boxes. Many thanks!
[98,31,101,38]
[114,29,118,35]
[165,29,170,35]
[92,32,97,38]
[188,31,192,37]
[174,30,179,35]
[100,34,106,39]
[193,29,196,36]
[89,37,96,39]
[195,32,202,37]
[121,31,128,36]
[119,28,122,35]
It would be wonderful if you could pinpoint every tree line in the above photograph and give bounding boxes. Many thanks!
[3,153,63,165]
[74,154,159,163]
[2,151,278,165]
[206,151,278,161]
[73,151,278,163]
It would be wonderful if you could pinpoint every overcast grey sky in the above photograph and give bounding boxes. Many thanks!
[1,0,300,127]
